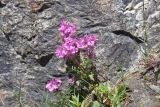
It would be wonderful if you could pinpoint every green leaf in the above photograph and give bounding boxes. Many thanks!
[140,103,143,107]
[81,99,87,107]
[69,100,77,106]
[89,74,94,81]
[93,101,100,107]
[81,92,94,107]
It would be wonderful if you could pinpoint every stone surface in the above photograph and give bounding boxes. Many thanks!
[95,32,138,82]
[149,85,160,94]
[0,0,160,107]
[126,72,160,107]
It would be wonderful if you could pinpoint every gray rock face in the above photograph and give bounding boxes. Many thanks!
[126,72,160,107]
[0,0,160,107]
[96,32,138,82]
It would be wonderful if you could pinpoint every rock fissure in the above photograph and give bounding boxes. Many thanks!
[112,30,144,44]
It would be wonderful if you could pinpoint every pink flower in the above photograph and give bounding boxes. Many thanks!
[55,37,79,59]
[59,20,77,39]
[77,37,88,49]
[56,20,97,59]
[46,78,62,92]
[68,78,75,85]
[55,46,67,58]
[63,37,79,54]
[87,34,97,47]
[77,34,97,49]
[68,74,75,85]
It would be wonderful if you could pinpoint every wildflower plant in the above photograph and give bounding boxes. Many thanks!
[45,20,128,107]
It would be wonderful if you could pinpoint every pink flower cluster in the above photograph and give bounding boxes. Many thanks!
[55,37,79,58]
[59,20,77,39]
[46,78,62,92]
[46,77,75,92]
[46,21,97,92]
[78,34,97,49]
[55,21,97,59]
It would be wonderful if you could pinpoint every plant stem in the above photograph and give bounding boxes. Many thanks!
[71,56,86,72]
